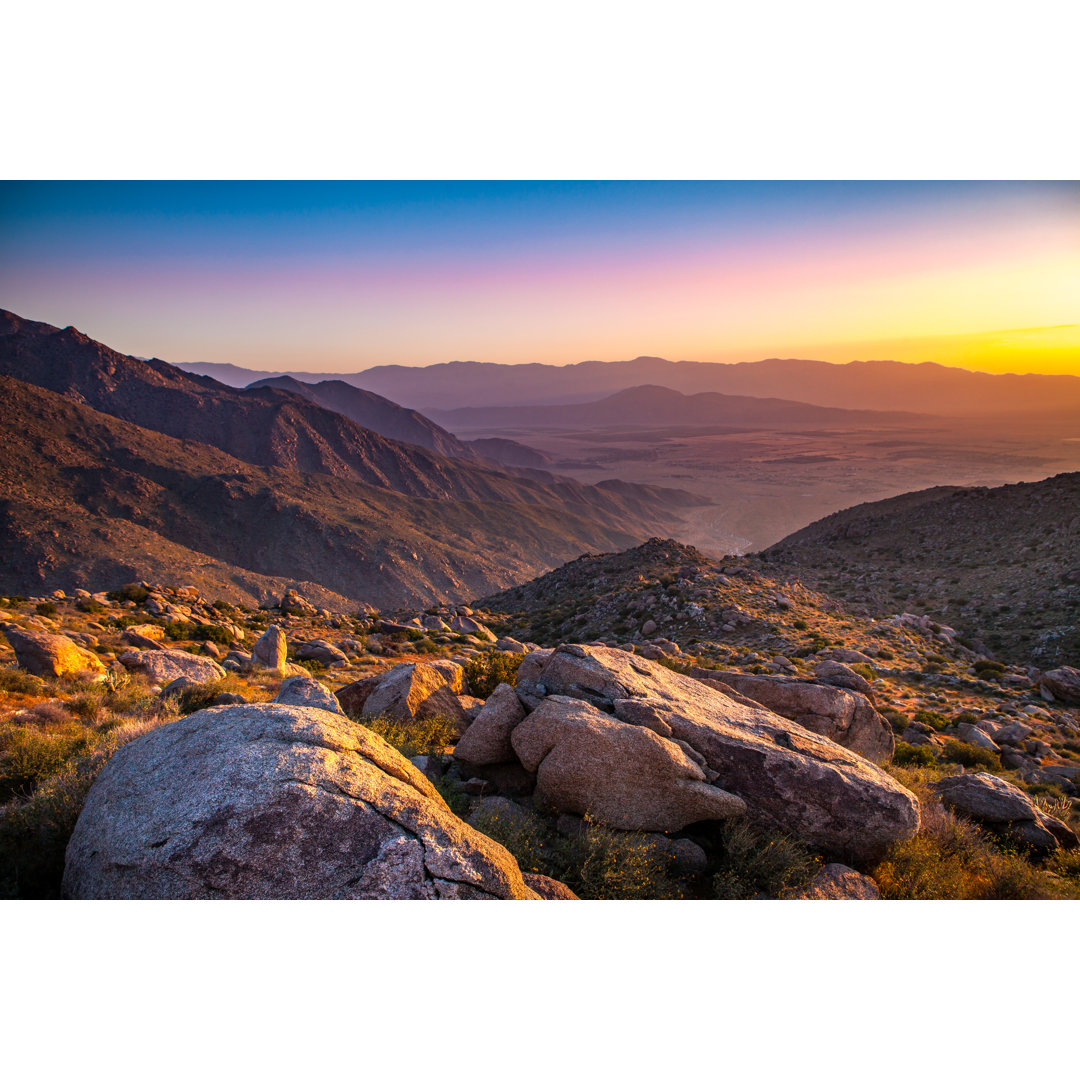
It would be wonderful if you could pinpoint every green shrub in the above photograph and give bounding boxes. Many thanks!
[880,707,908,733]
[464,652,525,698]
[893,743,937,767]
[792,619,808,631]
[913,709,950,731]
[107,584,150,604]
[0,667,45,697]
[710,818,819,899]
[35,601,57,617]
[0,721,95,802]
[357,712,459,758]
[75,598,103,614]
[941,738,1000,771]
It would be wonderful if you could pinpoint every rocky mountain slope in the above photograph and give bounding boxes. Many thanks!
[755,473,1080,667]
[0,309,701,521]
[4,564,1078,900]
[0,376,690,608]
[246,374,480,459]
[179,353,1080,416]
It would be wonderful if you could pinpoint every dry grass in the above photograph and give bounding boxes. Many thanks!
[871,767,1080,900]
[468,805,684,900]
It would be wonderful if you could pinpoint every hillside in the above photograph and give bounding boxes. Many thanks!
[0,376,686,608]
[179,353,1080,416]
[756,473,1080,666]
[0,308,703,526]
[429,384,927,432]
[246,374,479,459]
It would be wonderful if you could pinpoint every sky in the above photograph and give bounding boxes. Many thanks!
[1,181,1077,374]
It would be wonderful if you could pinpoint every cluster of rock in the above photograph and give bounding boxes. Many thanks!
[445,644,920,864]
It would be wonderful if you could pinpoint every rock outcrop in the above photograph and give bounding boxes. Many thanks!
[931,772,1079,855]
[118,647,226,685]
[1039,666,1080,706]
[511,695,747,832]
[516,645,918,863]
[703,672,894,764]
[454,682,527,765]
[2,624,106,679]
[251,625,287,674]
[62,703,542,899]
[337,660,469,729]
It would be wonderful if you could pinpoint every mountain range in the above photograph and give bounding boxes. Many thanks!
[178,353,1080,416]
[426,384,927,432]
[0,310,705,606]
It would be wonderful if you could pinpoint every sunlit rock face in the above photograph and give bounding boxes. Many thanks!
[62,703,541,900]
[514,644,919,864]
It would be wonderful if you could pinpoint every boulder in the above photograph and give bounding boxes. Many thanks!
[1040,666,1080,706]
[523,873,578,899]
[274,675,346,716]
[251,625,287,673]
[812,660,874,698]
[931,772,1078,855]
[956,723,999,751]
[454,682,527,766]
[495,637,527,654]
[279,590,317,617]
[511,695,747,832]
[360,661,470,728]
[62,703,541,900]
[449,616,496,643]
[704,672,894,765]
[518,645,918,864]
[118,648,226,685]
[336,675,382,716]
[296,640,348,666]
[2,625,106,679]
[792,863,881,900]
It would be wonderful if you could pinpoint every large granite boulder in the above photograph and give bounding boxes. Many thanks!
[701,672,894,764]
[517,645,918,864]
[62,703,541,899]
[340,660,469,728]
[454,682,527,765]
[2,624,106,679]
[118,647,225,685]
[251,625,287,674]
[930,772,1078,855]
[295,640,348,666]
[511,695,746,832]
[1039,666,1080,706]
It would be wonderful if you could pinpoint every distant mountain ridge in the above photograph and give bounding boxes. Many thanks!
[176,352,1080,416]
[246,374,478,459]
[428,383,928,432]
